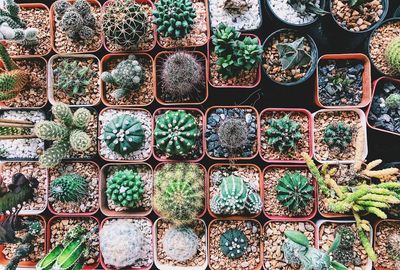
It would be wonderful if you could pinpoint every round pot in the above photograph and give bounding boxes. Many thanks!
[373,219,400,270]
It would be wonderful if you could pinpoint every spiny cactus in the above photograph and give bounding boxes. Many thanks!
[323,122,353,151]
[387,233,400,261]
[154,163,204,224]
[154,110,200,158]
[103,114,145,156]
[219,229,248,259]
[276,172,314,214]
[332,226,356,266]
[287,0,328,16]
[50,174,88,203]
[162,226,199,262]
[386,38,400,73]
[217,118,248,153]
[385,93,400,109]
[265,114,302,154]
[101,55,144,99]
[106,169,144,208]
[277,37,312,70]
[0,126,29,136]
[153,0,196,39]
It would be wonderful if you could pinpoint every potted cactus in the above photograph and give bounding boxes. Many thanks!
[100,53,155,107]
[102,0,156,53]
[50,0,102,54]
[100,163,153,217]
[100,218,153,270]
[98,108,152,162]
[374,219,400,270]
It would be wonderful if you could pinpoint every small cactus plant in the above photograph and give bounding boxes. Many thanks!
[386,38,400,73]
[276,37,312,70]
[387,233,400,261]
[385,93,400,109]
[323,122,353,151]
[0,126,30,136]
[217,118,248,154]
[162,226,199,262]
[219,229,248,259]
[332,226,356,266]
[50,174,88,203]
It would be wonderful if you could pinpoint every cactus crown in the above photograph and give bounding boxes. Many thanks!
[162,226,199,262]
[276,37,312,70]
[217,118,248,152]
[385,38,400,73]
[287,0,328,16]
[153,0,196,39]
[106,169,144,209]
[387,233,400,261]
[323,122,353,151]
[265,114,302,154]
[50,174,89,203]
[276,172,314,214]
[219,229,248,259]
[385,93,400,109]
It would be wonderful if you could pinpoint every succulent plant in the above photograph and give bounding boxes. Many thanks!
[223,0,249,15]
[0,126,29,136]
[245,192,263,214]
[153,0,196,39]
[103,114,145,156]
[276,172,314,214]
[217,118,248,153]
[387,233,400,261]
[101,55,144,99]
[236,36,263,70]
[265,114,302,154]
[385,93,400,109]
[50,174,88,203]
[332,226,356,266]
[162,226,199,262]
[154,110,200,158]
[323,122,353,151]
[348,0,372,8]
[287,0,328,16]
[212,23,240,56]
[386,38,400,73]
[219,229,248,259]
[106,169,144,208]
[276,37,312,70]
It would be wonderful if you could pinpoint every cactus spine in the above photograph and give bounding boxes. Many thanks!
[219,229,248,259]
[385,37,400,73]
[50,174,89,203]
[265,114,302,153]
[162,226,199,262]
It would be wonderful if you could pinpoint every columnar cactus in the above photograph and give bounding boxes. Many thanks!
[323,122,353,151]
[162,226,199,262]
[277,37,312,70]
[265,114,302,153]
[219,229,248,259]
[385,38,400,73]
[50,174,89,203]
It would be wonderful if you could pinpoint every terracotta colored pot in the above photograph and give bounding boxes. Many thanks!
[258,108,313,163]
[153,108,205,162]
[154,51,209,105]
[315,53,372,109]
[374,219,400,270]
[208,33,262,89]
[207,163,263,219]
[50,0,102,54]
[100,53,155,107]
[99,162,153,217]
[100,217,154,270]
[102,0,157,53]
[365,76,400,137]
[47,160,100,216]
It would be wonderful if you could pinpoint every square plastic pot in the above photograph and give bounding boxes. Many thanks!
[374,219,400,270]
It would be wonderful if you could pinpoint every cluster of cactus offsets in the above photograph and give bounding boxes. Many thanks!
[386,38,400,73]
[219,229,248,259]
[287,0,328,16]
[323,122,353,151]
[101,55,144,99]
[265,114,302,153]
[162,226,199,262]
[276,172,314,214]
[102,0,148,49]
[217,118,248,153]
[154,163,204,224]
[53,60,95,96]
[0,0,38,46]
[99,220,146,269]
[386,93,400,109]
[106,169,144,208]
[153,0,196,39]
[154,110,200,158]
[103,114,145,156]
[0,43,29,101]
[210,176,262,215]
[332,226,357,266]
[54,0,96,40]
[34,103,92,168]
[276,37,312,71]
[50,174,89,203]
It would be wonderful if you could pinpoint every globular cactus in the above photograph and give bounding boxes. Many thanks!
[385,38,400,73]
[385,93,400,109]
[162,226,199,262]
[103,114,145,156]
[335,226,355,247]
[387,233,400,261]
[245,192,262,215]
[106,169,144,208]
[265,114,302,153]
[154,110,200,158]
[217,118,248,153]
[153,0,196,39]
[101,55,144,99]
[276,172,314,214]
[50,174,88,203]
[323,122,353,151]
[73,108,91,129]
[102,0,148,49]
[154,163,204,224]
[219,229,248,259]
[276,37,311,70]
[332,226,356,265]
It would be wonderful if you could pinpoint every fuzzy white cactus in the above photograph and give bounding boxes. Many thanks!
[162,226,199,262]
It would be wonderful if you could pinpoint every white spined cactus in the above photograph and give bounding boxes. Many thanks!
[162,226,199,262]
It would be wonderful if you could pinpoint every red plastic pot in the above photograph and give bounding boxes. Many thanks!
[374,219,400,270]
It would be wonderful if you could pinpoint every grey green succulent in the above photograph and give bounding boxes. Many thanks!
[323,122,353,151]
[276,37,312,70]
[50,174,88,203]
[287,0,328,16]
[385,93,400,109]
[219,229,248,259]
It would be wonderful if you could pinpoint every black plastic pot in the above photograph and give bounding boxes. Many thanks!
[394,5,400,17]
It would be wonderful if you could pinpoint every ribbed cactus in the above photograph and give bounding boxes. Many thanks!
[103,114,145,156]
[323,122,353,151]
[50,174,88,203]
[277,37,312,70]
[385,37,400,73]
[153,0,196,39]
[265,114,302,153]
[106,169,144,208]
[219,229,248,259]
[162,226,199,262]
[245,192,262,215]
[154,110,200,158]
[101,55,144,99]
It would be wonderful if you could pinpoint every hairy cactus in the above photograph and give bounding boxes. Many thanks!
[102,0,148,49]
[277,37,312,70]
[287,0,328,16]
[387,233,400,261]
[323,122,353,151]
[162,226,199,262]
[385,93,400,109]
[219,229,248,259]
[154,110,200,158]
[101,55,144,99]
[154,163,204,224]
[50,174,88,203]
[217,118,248,153]
[265,114,302,153]
[103,114,145,156]
[276,172,314,214]
[153,0,196,39]
[106,169,144,208]
[386,38,400,73]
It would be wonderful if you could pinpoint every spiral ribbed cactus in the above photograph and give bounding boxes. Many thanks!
[219,229,248,259]
[385,38,400,73]
[265,114,302,153]
[50,174,88,203]
[162,226,199,262]
[323,122,353,151]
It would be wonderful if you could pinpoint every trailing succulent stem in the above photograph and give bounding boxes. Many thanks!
[50,174,88,203]
[277,37,312,70]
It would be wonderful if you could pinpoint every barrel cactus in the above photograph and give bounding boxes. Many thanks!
[50,174,89,203]
[265,114,302,153]
[219,229,248,259]
[162,226,199,262]
[385,37,400,73]
[323,122,353,151]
